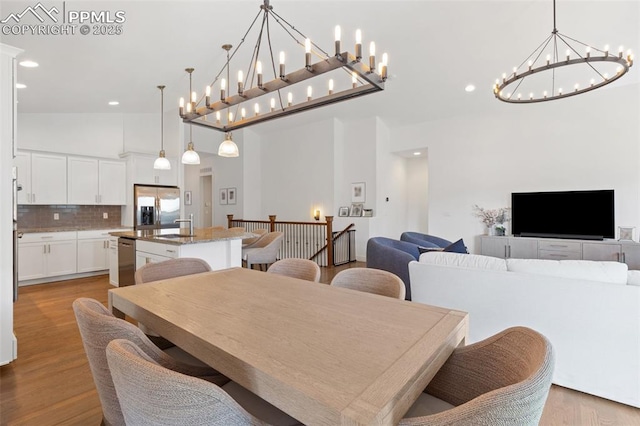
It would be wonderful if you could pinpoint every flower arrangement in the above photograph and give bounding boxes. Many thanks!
[473,205,511,235]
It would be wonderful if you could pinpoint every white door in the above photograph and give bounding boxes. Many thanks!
[200,175,213,227]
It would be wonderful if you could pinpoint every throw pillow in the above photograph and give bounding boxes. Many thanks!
[417,246,444,255]
[443,238,468,254]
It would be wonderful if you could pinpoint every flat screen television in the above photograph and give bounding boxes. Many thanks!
[511,190,614,240]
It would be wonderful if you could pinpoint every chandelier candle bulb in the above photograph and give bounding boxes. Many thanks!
[305,38,312,70]
[355,29,362,60]
[574,83,579,92]
[381,52,388,80]
[254,103,259,116]
[529,92,533,100]
[604,45,609,56]
[179,97,185,116]
[220,78,226,102]
[238,70,244,95]
[216,111,221,124]
[619,46,624,58]
[369,42,376,71]
[528,60,532,71]
[543,90,548,99]
[566,50,570,61]
[335,25,341,57]
[228,112,234,123]
[191,91,197,112]
[590,78,595,87]
[546,54,550,66]
[186,103,192,113]
[205,85,211,107]
[352,71,358,88]
[307,86,312,101]
[279,51,286,79]
[502,73,506,83]
[287,92,293,107]
[270,97,275,112]
[559,88,563,95]
[241,108,246,119]
[586,46,591,58]
[257,61,263,88]
[328,78,334,95]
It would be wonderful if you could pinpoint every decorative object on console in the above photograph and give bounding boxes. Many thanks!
[618,226,635,241]
[494,0,634,104]
[153,85,171,170]
[349,203,363,217]
[472,205,510,236]
[178,1,387,155]
[338,206,349,217]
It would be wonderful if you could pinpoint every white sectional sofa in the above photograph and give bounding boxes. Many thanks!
[409,252,640,408]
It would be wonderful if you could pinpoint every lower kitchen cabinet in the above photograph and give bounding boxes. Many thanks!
[18,232,77,282]
[77,230,113,273]
[109,236,119,286]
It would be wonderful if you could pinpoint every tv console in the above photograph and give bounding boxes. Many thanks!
[480,235,640,269]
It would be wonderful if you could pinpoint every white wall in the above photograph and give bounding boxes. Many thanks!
[395,84,640,253]
[405,155,429,233]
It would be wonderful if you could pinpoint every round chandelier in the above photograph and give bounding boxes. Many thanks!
[493,0,634,104]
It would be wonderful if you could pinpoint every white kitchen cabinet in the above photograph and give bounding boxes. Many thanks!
[18,232,77,282]
[109,236,119,286]
[124,153,177,186]
[68,157,126,205]
[77,230,113,273]
[135,239,179,269]
[14,152,67,205]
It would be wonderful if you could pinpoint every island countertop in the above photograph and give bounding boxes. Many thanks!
[109,228,255,246]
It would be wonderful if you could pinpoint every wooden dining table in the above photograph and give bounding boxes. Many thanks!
[108,267,468,426]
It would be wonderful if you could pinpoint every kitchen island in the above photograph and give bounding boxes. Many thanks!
[110,228,253,277]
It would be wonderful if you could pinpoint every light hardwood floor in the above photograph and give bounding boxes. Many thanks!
[1,265,639,425]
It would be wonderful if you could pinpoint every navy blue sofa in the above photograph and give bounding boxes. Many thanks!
[400,232,452,249]
[366,237,421,300]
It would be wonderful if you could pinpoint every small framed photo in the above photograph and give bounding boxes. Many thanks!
[220,188,228,205]
[338,206,349,217]
[351,182,366,203]
[363,208,373,217]
[228,187,237,205]
[618,226,635,241]
[184,191,192,206]
[350,203,364,217]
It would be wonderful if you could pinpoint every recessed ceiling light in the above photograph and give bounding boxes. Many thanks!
[465,84,476,92]
[15,83,26,89]
[19,60,38,68]
[413,152,421,156]
[108,101,120,106]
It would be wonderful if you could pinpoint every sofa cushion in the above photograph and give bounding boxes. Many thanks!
[443,238,468,254]
[419,252,508,271]
[506,259,628,284]
[627,270,640,286]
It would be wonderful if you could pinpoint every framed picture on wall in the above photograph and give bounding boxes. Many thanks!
[338,206,349,217]
[350,203,364,217]
[220,188,228,205]
[184,191,192,206]
[228,188,237,205]
[351,182,366,203]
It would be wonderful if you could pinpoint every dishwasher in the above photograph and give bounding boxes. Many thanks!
[118,237,136,287]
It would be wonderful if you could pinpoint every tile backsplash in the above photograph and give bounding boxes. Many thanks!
[18,205,122,230]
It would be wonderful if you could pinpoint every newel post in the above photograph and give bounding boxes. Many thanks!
[325,216,334,267]
[227,214,234,228]
[268,215,277,232]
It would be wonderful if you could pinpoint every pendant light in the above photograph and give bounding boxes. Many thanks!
[154,85,171,170]
[218,132,239,157]
[216,45,239,158]
[181,68,200,165]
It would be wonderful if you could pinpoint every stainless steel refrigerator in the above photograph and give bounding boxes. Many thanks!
[134,184,181,230]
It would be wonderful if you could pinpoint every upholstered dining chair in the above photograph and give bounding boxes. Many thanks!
[73,297,228,426]
[106,339,302,426]
[242,228,268,248]
[134,257,212,339]
[267,258,321,282]
[242,231,284,270]
[399,326,555,426]
[330,268,406,299]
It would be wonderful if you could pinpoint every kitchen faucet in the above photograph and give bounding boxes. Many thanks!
[175,213,194,236]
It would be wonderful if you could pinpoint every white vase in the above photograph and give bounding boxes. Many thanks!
[487,225,496,236]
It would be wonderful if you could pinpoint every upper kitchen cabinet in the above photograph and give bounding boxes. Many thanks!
[122,152,177,186]
[68,157,126,205]
[14,151,67,205]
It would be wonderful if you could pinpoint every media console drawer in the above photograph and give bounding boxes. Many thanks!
[538,249,582,260]
[538,241,582,252]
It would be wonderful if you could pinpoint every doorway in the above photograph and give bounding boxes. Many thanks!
[200,175,213,227]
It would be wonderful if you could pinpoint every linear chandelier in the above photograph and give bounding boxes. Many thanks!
[178,0,388,154]
[493,0,634,104]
